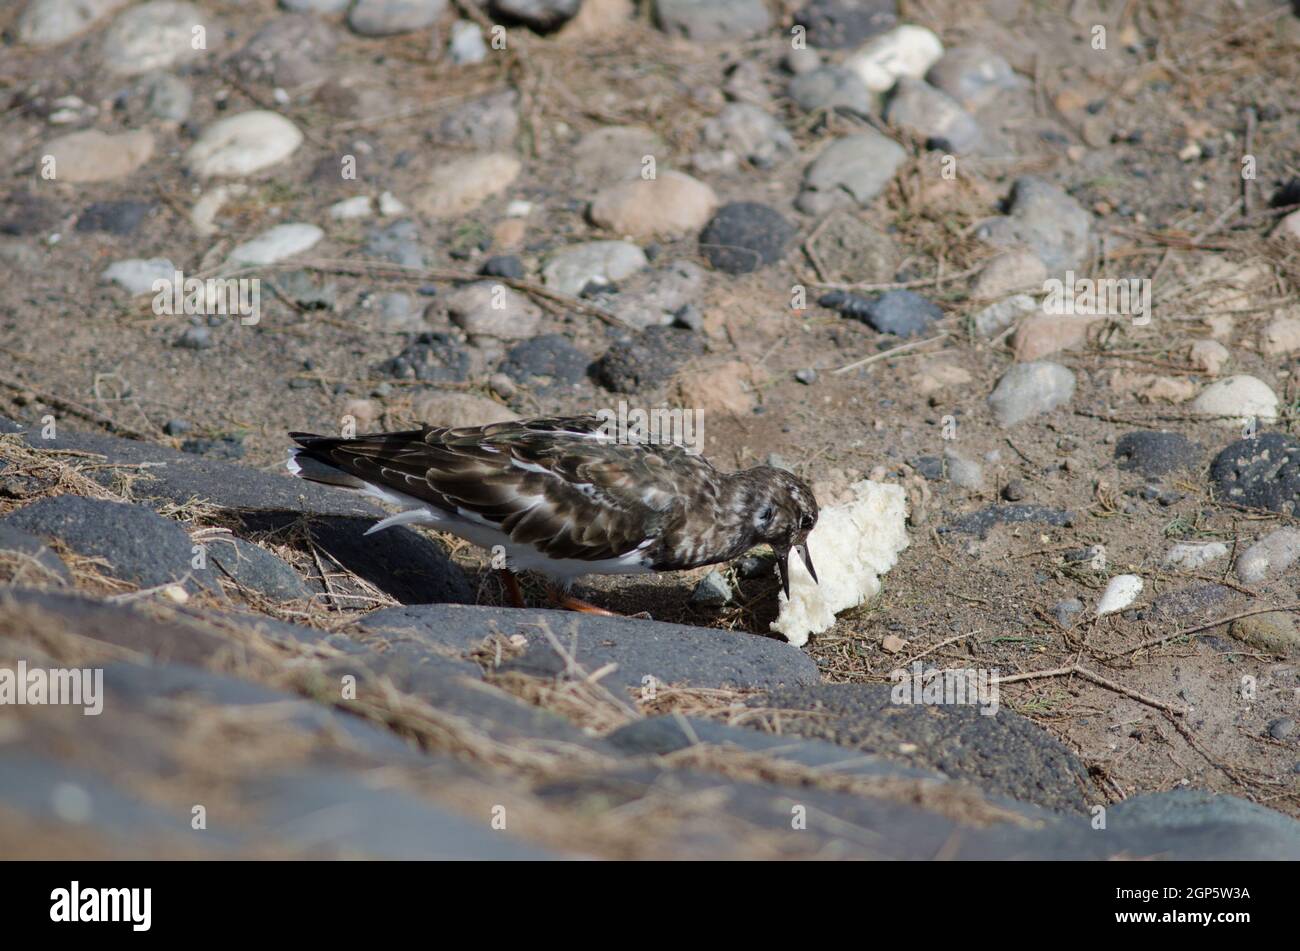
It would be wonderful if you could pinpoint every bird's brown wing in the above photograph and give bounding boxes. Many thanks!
[291,415,720,562]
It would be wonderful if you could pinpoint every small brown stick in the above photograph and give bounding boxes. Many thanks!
[896,631,977,667]
[0,373,155,442]
[307,537,339,612]
[993,663,1188,716]
[1094,602,1300,661]
[1242,106,1257,216]
[809,263,983,292]
[802,213,837,284]
[833,331,949,374]
[237,258,630,329]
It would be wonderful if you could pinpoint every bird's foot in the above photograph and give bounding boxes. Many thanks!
[497,568,528,609]
[547,586,620,617]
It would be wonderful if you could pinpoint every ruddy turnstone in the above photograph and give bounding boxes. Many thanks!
[286,415,819,614]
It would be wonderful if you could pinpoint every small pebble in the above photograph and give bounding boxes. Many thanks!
[691,570,733,606]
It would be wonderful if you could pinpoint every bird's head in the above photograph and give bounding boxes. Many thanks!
[745,467,820,598]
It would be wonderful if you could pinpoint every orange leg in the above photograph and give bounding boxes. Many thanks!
[497,569,528,609]
[547,585,620,617]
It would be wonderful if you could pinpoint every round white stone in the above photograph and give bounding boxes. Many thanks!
[1235,529,1300,584]
[1095,574,1143,617]
[329,196,375,220]
[101,258,176,296]
[844,24,945,93]
[102,1,208,76]
[18,0,129,46]
[228,223,323,266]
[186,111,304,177]
[542,241,648,297]
[1163,542,1228,571]
[1190,374,1279,428]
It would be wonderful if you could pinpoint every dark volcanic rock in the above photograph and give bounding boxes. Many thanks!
[244,770,561,859]
[181,434,245,460]
[940,504,1074,538]
[592,326,703,393]
[2,496,208,591]
[75,200,152,235]
[1135,583,1232,624]
[377,329,473,381]
[325,650,598,746]
[699,202,796,274]
[794,0,897,48]
[378,332,472,383]
[499,334,591,393]
[824,288,942,337]
[1272,177,1300,208]
[239,513,473,606]
[0,749,214,850]
[489,0,581,32]
[204,536,310,601]
[1115,430,1198,478]
[1210,432,1300,514]
[0,418,379,518]
[750,682,1093,813]
[361,604,820,692]
[607,715,930,780]
[1103,789,1300,859]
[0,189,60,236]
[480,254,526,280]
[0,524,71,584]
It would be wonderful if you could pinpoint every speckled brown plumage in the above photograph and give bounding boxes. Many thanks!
[288,415,820,591]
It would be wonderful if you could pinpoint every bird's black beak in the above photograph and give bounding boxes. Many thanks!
[796,542,818,585]
[776,543,818,600]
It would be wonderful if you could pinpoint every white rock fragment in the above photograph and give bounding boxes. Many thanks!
[19,0,129,47]
[972,293,1038,337]
[771,479,910,648]
[101,1,208,75]
[987,360,1076,427]
[186,111,304,178]
[1190,374,1279,428]
[329,195,374,220]
[448,19,487,64]
[101,257,175,295]
[1235,528,1300,584]
[542,241,647,297]
[844,24,944,93]
[378,191,406,216]
[1274,209,1300,243]
[190,183,247,236]
[1095,574,1143,617]
[413,152,520,218]
[227,223,323,266]
[1163,542,1228,571]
